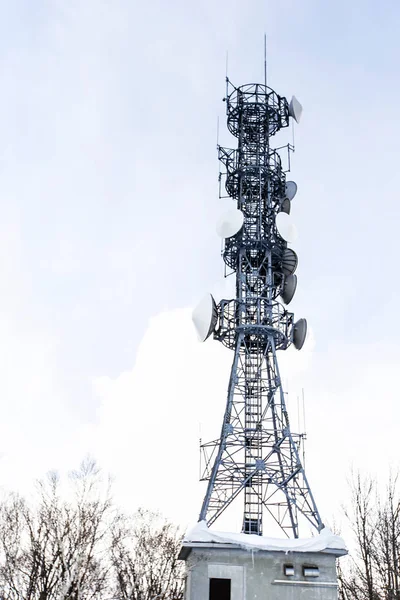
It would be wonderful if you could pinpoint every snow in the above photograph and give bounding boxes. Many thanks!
[184,521,347,554]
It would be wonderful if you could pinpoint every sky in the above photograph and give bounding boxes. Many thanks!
[0,0,400,543]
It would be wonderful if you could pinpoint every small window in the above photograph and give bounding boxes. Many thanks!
[209,577,231,600]
[303,566,319,577]
[284,564,294,576]
[243,519,259,534]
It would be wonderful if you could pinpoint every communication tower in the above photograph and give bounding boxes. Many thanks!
[192,77,322,539]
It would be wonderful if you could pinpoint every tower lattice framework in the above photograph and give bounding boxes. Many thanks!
[198,80,323,538]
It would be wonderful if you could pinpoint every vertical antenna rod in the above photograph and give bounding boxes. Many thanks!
[264,33,267,88]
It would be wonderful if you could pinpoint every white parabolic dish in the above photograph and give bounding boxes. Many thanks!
[192,294,218,342]
[216,208,244,238]
[289,95,303,124]
[276,212,298,243]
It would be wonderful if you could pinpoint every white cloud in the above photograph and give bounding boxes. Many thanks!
[86,308,229,526]
[85,307,316,530]
[78,303,400,539]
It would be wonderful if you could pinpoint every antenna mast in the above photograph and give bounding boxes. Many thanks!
[194,60,317,537]
[264,33,267,87]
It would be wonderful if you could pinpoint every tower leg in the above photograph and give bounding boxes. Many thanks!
[200,334,322,536]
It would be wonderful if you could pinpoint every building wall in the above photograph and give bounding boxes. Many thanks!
[184,547,339,600]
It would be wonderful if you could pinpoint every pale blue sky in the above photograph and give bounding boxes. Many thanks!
[0,0,399,535]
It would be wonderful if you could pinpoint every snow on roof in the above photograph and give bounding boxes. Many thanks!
[183,520,347,554]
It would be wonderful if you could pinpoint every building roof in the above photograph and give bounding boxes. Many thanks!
[179,521,347,560]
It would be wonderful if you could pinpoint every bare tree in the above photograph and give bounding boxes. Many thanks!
[110,508,184,600]
[373,474,400,600]
[0,459,114,600]
[0,462,185,600]
[339,472,400,600]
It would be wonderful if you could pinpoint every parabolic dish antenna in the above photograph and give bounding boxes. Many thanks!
[280,198,291,215]
[281,248,298,276]
[289,96,303,124]
[285,181,297,201]
[192,293,218,342]
[216,208,244,238]
[293,318,307,350]
[281,274,297,305]
[276,213,298,243]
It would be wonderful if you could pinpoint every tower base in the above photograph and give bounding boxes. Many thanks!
[179,524,346,600]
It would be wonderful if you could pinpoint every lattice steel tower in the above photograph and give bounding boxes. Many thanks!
[193,77,323,538]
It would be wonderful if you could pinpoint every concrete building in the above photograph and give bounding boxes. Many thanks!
[179,523,347,600]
